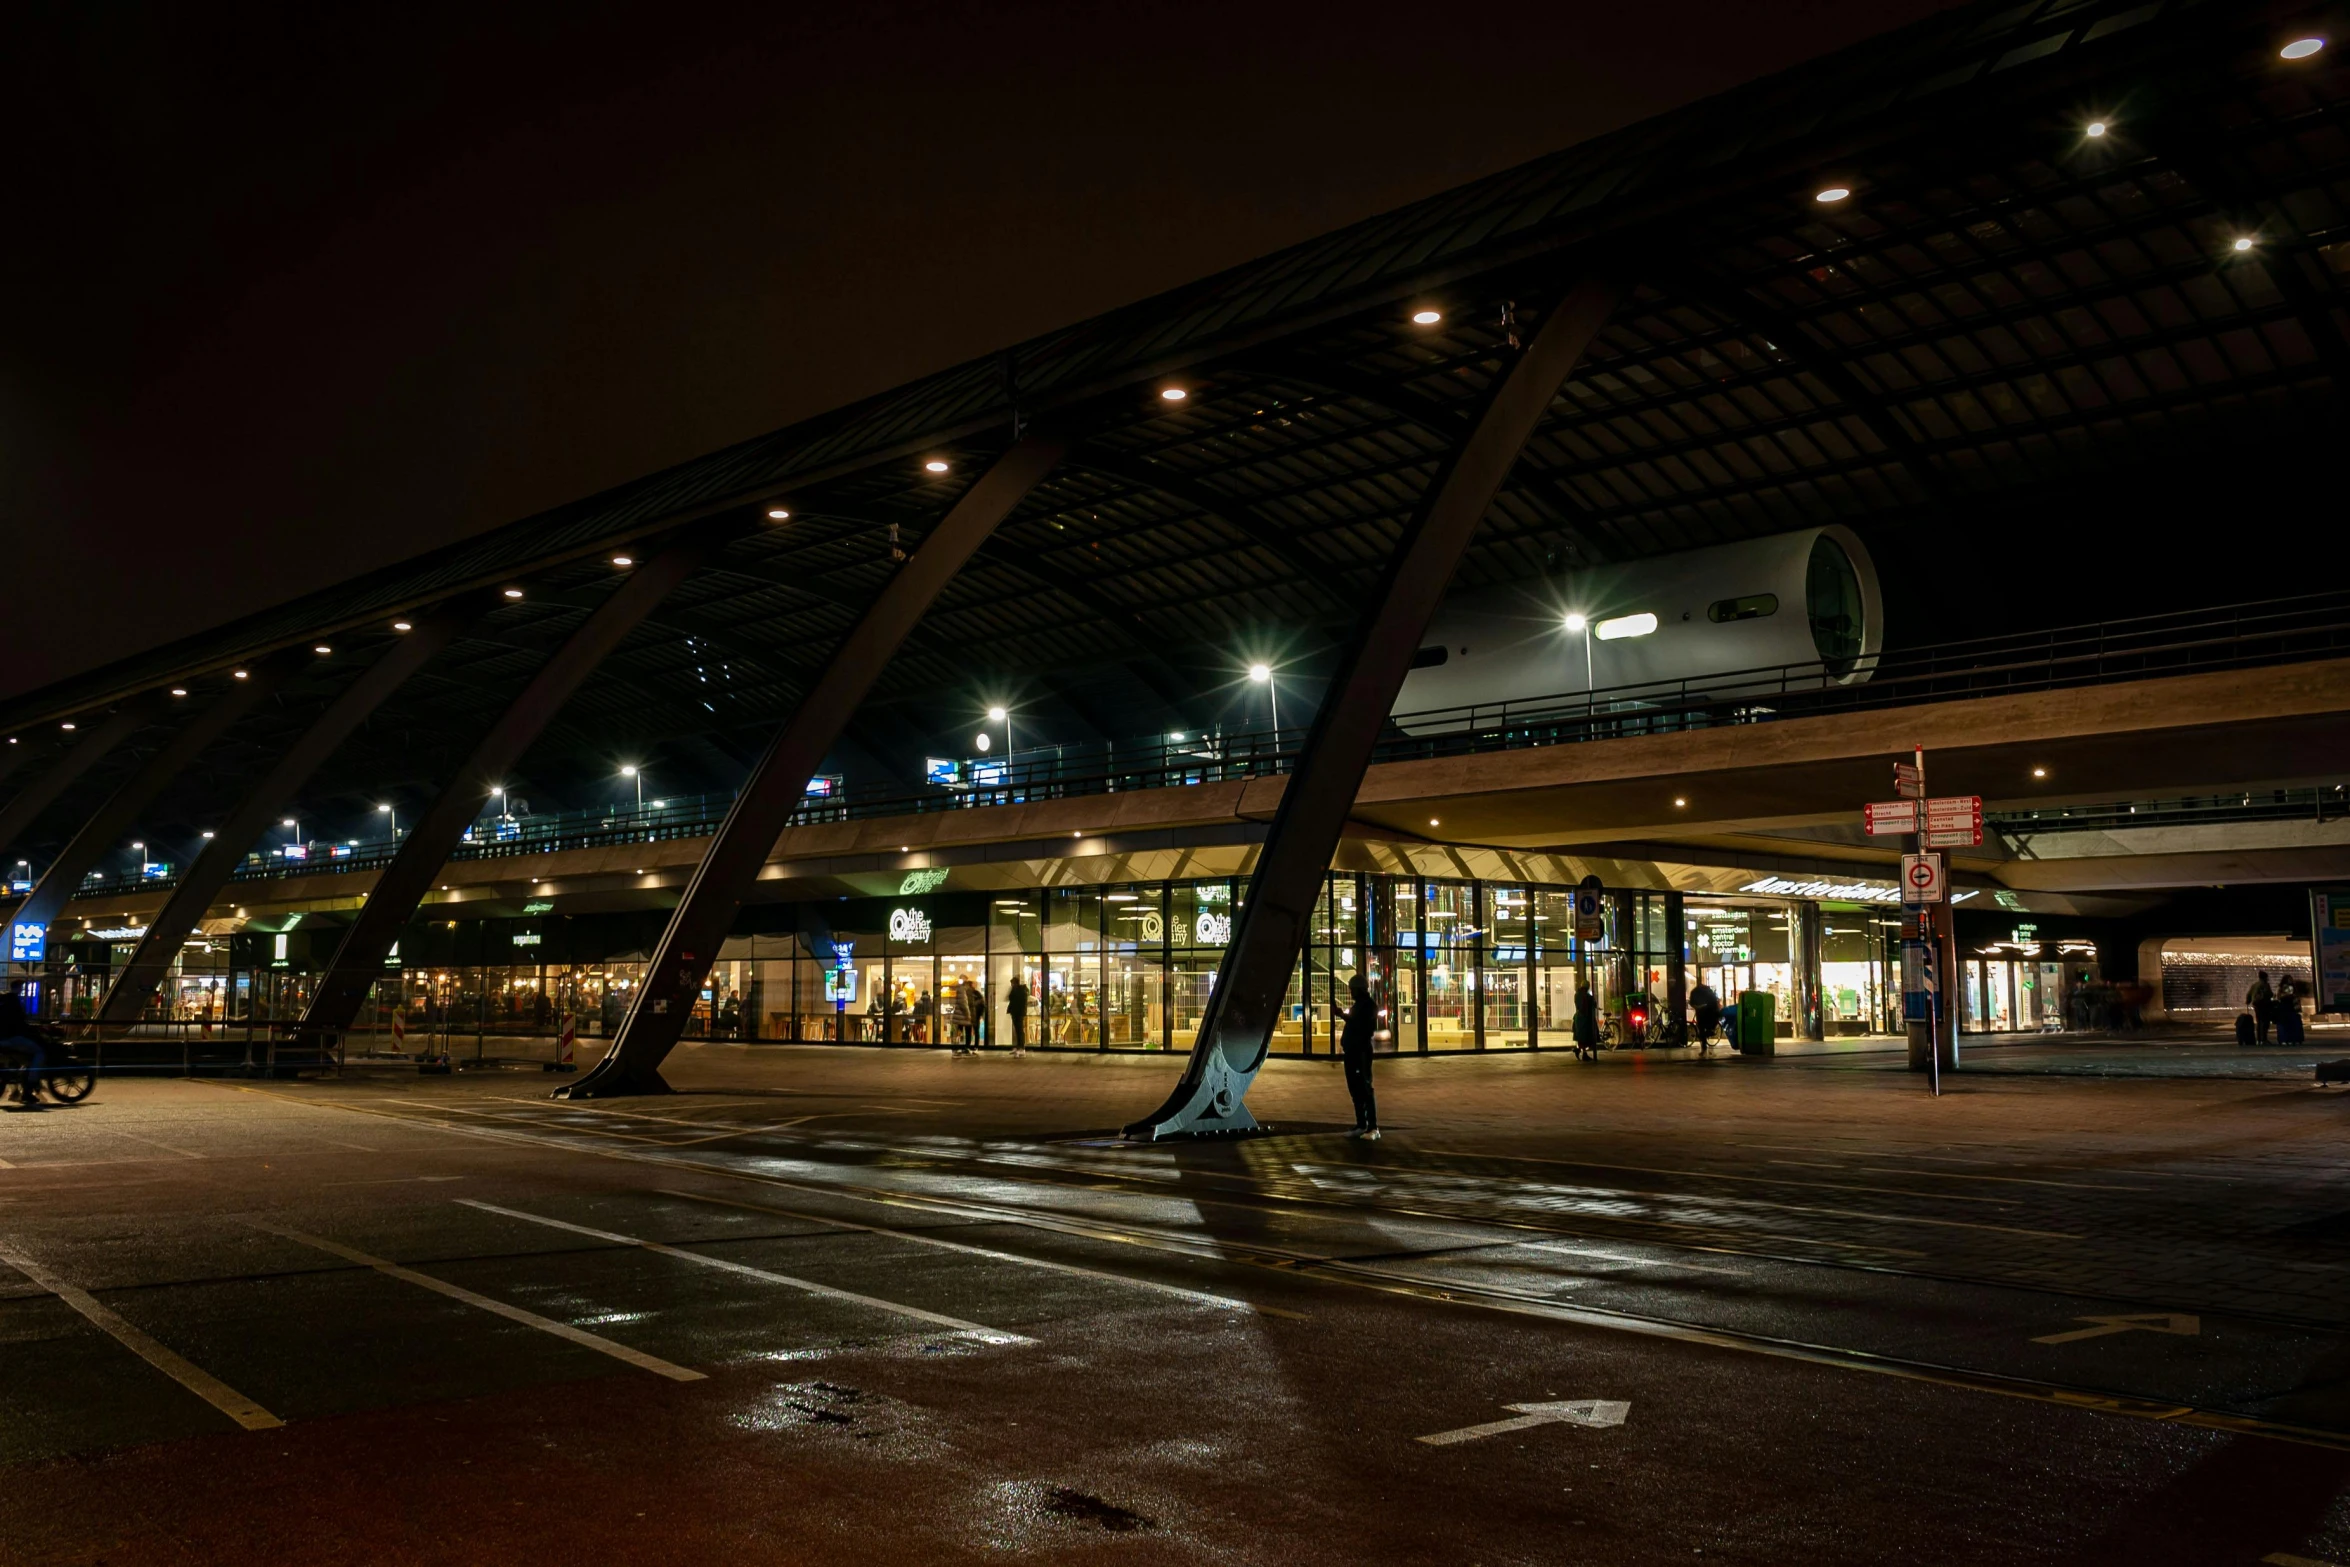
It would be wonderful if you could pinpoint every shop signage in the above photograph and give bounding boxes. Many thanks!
[87,926,149,941]
[1736,875,1977,907]
[898,868,949,895]
[1193,910,1233,945]
[1139,910,1164,943]
[887,907,933,943]
[522,900,555,914]
[512,932,542,947]
[1900,852,1947,906]
[2311,889,2350,1012]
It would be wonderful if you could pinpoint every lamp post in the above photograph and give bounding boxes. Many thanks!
[131,841,145,878]
[282,816,301,856]
[1563,612,1594,696]
[1247,663,1281,751]
[986,706,1012,759]
[621,765,643,812]
[377,802,397,839]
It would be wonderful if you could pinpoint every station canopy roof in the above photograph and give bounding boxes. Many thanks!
[5,0,2346,851]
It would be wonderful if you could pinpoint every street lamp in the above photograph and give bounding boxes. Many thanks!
[1563,612,1594,693]
[131,841,145,876]
[282,816,301,853]
[986,706,1013,762]
[620,764,643,811]
[1247,662,1281,747]
[377,802,397,838]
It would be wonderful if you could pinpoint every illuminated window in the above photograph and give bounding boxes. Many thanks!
[1594,612,1658,641]
[1707,594,1778,623]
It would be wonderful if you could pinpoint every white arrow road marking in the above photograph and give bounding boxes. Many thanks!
[2032,1313,2200,1345]
[1418,1399,1629,1445]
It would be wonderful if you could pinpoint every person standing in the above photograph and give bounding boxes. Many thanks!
[1339,970,1380,1140]
[1006,971,1030,1055]
[1572,983,1601,1061]
[2247,969,2276,1045]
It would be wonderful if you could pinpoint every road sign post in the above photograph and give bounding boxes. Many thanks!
[1887,749,1957,1084]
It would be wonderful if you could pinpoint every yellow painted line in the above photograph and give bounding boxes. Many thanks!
[0,1245,282,1430]
[654,1186,1304,1319]
[245,1219,704,1383]
[455,1199,1029,1344]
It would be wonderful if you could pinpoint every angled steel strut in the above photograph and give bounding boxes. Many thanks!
[0,699,164,867]
[293,536,721,1051]
[562,437,1066,1097]
[97,610,470,1028]
[1125,274,1627,1139]
[9,670,281,958]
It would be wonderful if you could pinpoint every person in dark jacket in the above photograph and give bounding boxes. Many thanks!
[1689,981,1721,1054]
[1572,984,1601,1060]
[1006,973,1030,1054]
[1339,970,1380,1140]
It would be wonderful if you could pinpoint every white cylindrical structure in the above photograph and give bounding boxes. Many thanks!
[1391,525,1883,731]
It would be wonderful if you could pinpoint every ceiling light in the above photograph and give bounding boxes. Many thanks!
[313,645,332,655]
[1814,186,1851,203]
[503,588,524,599]
[60,722,75,731]
[2084,120,2108,138]
[766,507,791,521]
[2232,236,2255,252]
[170,688,187,697]
[2032,767,2048,778]
[232,669,249,679]
[1595,612,1658,641]
[2282,37,2326,60]
[1411,309,1442,325]
[1160,387,1188,402]
[1674,797,1687,807]
[392,621,412,632]
[612,555,633,567]
[924,460,950,473]
[1429,818,1440,827]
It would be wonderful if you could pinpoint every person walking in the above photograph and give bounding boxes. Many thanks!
[965,979,986,1050]
[1689,980,1720,1054]
[2247,969,2276,1045]
[1572,983,1601,1061]
[1006,971,1030,1055]
[1338,970,1380,1140]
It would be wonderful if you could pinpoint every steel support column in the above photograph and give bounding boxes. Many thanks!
[295,536,720,1049]
[97,610,470,1029]
[563,438,1065,1097]
[9,671,281,965]
[0,699,163,867]
[1125,275,1625,1138]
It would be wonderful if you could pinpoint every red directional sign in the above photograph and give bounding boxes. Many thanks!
[1894,761,1924,800]
[1865,801,1917,835]
[1865,795,1981,843]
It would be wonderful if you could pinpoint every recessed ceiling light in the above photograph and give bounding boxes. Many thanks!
[611,555,634,567]
[1160,387,1187,401]
[766,507,791,520]
[313,645,332,655]
[60,722,75,731]
[170,687,188,697]
[392,620,412,632]
[1674,797,1687,807]
[232,669,249,680]
[1429,817,1440,827]
[2084,120,2108,138]
[2232,235,2255,252]
[924,460,950,473]
[2032,766,2048,778]
[1411,309,1442,325]
[2282,37,2326,60]
[1814,186,1851,203]
[503,588,524,599]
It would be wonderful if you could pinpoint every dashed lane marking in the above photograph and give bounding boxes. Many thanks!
[454,1199,1031,1345]
[653,1185,1306,1319]
[244,1218,705,1382]
[0,1244,282,1430]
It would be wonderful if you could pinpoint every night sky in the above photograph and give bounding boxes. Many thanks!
[8,0,1964,703]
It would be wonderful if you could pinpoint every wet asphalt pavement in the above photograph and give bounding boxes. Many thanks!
[5,1040,2350,1565]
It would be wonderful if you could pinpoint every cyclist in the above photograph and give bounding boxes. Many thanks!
[0,989,56,1107]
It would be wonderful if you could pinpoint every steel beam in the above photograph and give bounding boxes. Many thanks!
[8,671,281,965]
[1125,276,1626,1139]
[0,699,164,867]
[97,610,470,1028]
[295,534,722,1048]
[562,439,1065,1097]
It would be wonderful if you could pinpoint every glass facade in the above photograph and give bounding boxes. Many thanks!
[54,872,1909,1059]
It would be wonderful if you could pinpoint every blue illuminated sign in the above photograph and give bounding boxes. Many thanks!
[925,757,961,787]
[9,922,45,962]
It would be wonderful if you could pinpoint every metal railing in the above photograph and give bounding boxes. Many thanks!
[42,588,2350,902]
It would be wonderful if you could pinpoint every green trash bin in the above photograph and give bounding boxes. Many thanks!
[1738,991,1777,1058]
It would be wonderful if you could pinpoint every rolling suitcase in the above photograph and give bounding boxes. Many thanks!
[2235,1012,2257,1047]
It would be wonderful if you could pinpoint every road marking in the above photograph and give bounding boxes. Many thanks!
[320,1175,468,1187]
[1518,1241,1748,1277]
[455,1199,1031,1345]
[1419,1399,1630,1445]
[2032,1313,2200,1345]
[245,1219,704,1382]
[0,1245,283,1430]
[654,1186,1304,1319]
[104,1130,205,1160]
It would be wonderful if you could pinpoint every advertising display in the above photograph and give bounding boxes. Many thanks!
[2312,889,2350,1013]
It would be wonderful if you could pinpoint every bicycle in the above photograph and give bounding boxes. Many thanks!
[2,1027,96,1108]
